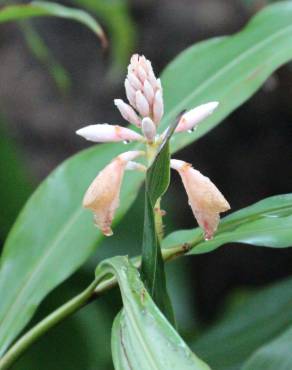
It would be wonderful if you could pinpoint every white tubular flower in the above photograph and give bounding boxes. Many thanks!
[114,99,141,127]
[83,151,144,236]
[153,89,164,125]
[142,117,156,143]
[136,90,150,117]
[170,159,230,240]
[175,102,219,133]
[76,124,143,143]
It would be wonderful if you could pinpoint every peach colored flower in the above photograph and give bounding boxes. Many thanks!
[83,151,144,236]
[171,159,230,240]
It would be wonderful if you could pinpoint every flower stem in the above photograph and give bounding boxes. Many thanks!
[0,243,192,370]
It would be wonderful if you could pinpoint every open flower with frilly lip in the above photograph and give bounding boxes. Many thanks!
[77,54,230,238]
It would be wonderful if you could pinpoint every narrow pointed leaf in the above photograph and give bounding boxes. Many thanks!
[0,1,106,47]
[2,1,292,355]
[141,118,179,324]
[162,194,292,254]
[98,256,210,370]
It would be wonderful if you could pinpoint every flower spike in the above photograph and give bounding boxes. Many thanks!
[83,151,144,236]
[170,159,230,240]
[76,124,143,143]
[175,102,219,133]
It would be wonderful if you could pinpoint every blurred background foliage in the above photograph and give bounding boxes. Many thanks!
[1,0,292,369]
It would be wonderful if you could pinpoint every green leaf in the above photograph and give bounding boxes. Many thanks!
[0,119,33,238]
[97,256,210,370]
[141,119,180,324]
[2,1,292,356]
[0,1,106,47]
[161,1,292,152]
[0,142,143,356]
[242,325,292,370]
[191,276,292,370]
[162,194,292,255]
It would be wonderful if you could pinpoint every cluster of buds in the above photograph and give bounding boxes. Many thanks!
[77,54,230,239]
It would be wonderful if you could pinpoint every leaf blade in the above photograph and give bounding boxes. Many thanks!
[99,256,210,370]
[162,194,292,255]
[0,1,106,46]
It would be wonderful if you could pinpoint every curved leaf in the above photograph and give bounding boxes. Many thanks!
[242,325,292,370]
[98,256,210,370]
[0,1,106,47]
[2,1,292,356]
[192,276,292,370]
[0,142,143,356]
[162,194,292,254]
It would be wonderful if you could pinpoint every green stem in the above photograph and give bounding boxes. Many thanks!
[0,244,192,370]
[0,279,99,370]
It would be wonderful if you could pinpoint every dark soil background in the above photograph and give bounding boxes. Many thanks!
[1,0,292,323]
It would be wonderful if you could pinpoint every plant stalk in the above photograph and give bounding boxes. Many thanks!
[0,243,192,370]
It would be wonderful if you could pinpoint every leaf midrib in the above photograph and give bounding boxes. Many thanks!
[163,24,292,135]
[0,206,92,352]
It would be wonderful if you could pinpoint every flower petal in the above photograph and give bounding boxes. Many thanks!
[76,124,143,143]
[175,102,219,133]
[171,159,230,239]
[83,151,144,236]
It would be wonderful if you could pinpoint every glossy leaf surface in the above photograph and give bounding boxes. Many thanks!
[162,194,292,254]
[2,2,292,356]
[97,256,210,370]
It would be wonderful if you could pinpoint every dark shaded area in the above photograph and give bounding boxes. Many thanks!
[1,0,292,342]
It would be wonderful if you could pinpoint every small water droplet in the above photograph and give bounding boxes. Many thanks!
[187,129,193,134]
[123,140,130,144]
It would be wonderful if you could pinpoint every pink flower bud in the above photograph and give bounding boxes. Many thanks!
[125,78,136,108]
[175,102,219,133]
[142,117,156,142]
[153,89,164,124]
[114,99,141,127]
[170,159,230,240]
[128,71,143,90]
[76,124,143,143]
[83,151,144,236]
[135,90,150,117]
[143,80,155,105]
[137,66,147,82]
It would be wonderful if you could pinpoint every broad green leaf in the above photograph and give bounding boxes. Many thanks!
[192,276,292,370]
[0,142,143,356]
[0,1,106,47]
[242,325,292,370]
[2,1,292,355]
[162,194,292,254]
[97,256,210,370]
[0,120,32,238]
[161,1,292,152]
